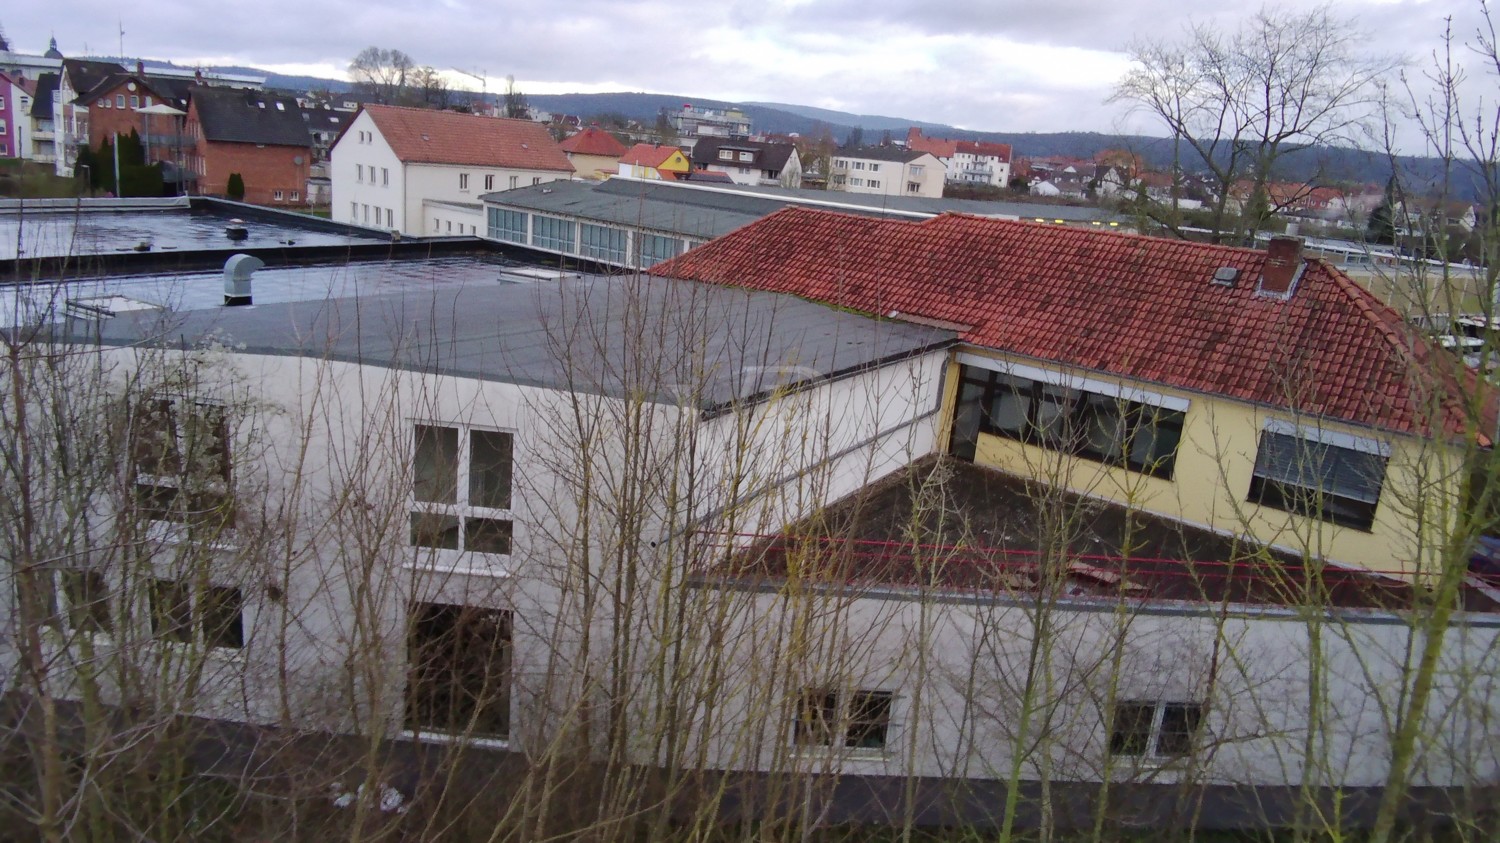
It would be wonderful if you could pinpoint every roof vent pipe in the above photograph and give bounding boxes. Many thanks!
[223,253,263,306]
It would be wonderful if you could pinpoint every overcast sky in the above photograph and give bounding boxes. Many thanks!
[4,0,1488,150]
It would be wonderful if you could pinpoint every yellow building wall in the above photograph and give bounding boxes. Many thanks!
[567,152,621,180]
[939,352,1468,580]
[659,150,691,175]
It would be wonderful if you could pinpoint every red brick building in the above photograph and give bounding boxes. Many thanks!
[184,88,312,205]
[79,67,191,152]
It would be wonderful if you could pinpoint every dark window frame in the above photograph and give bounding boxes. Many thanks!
[405,602,512,739]
[793,689,894,751]
[956,365,1185,480]
[1247,430,1385,532]
[1108,700,1204,758]
[130,398,235,530]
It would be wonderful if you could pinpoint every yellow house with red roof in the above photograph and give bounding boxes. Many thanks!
[617,143,691,181]
[657,207,1487,582]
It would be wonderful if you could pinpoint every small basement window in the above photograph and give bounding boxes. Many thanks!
[794,689,893,750]
[1109,700,1204,758]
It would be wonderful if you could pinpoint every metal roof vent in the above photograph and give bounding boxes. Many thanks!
[223,253,264,306]
[1211,266,1240,287]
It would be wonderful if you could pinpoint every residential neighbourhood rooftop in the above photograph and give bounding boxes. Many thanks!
[619,142,686,169]
[352,104,574,170]
[657,207,1474,437]
[191,88,312,147]
[558,125,628,157]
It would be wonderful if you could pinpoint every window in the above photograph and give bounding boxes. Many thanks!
[351,201,357,221]
[459,173,469,190]
[356,164,364,183]
[908,181,920,193]
[509,175,518,189]
[1248,430,1386,531]
[580,223,626,263]
[854,161,866,170]
[738,151,753,162]
[385,208,393,228]
[446,220,452,233]
[870,163,880,172]
[1109,701,1204,758]
[130,95,139,109]
[38,569,112,636]
[131,398,234,530]
[406,602,511,739]
[794,689,893,750]
[484,174,495,190]
[488,208,528,243]
[273,190,284,201]
[911,165,924,176]
[718,149,733,161]
[850,177,863,187]
[951,365,1185,478]
[638,233,682,269]
[150,579,244,649]
[531,214,575,251]
[291,190,300,202]
[145,96,152,107]
[97,98,107,108]
[411,424,514,555]
[116,94,125,108]
[868,179,880,189]
[363,204,370,223]
[531,177,540,185]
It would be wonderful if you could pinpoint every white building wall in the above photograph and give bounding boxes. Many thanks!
[330,110,406,233]
[404,163,569,236]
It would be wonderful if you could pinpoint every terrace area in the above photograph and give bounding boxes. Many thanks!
[713,456,1500,614]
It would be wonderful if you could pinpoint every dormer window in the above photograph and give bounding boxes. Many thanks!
[718,149,733,161]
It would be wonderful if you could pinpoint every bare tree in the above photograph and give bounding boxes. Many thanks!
[348,46,416,106]
[503,75,528,121]
[1112,5,1392,244]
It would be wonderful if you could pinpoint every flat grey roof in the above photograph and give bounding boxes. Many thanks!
[0,201,388,260]
[479,178,1126,242]
[28,255,953,409]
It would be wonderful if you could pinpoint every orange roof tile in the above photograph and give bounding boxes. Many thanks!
[359,104,573,171]
[559,126,628,157]
[619,143,683,169]
[656,208,1481,438]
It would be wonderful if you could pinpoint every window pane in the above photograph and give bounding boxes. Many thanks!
[1156,703,1203,757]
[1081,395,1126,461]
[1109,702,1155,756]
[151,579,193,643]
[411,513,460,550]
[469,430,513,509]
[845,691,893,749]
[136,483,180,522]
[63,570,111,635]
[464,518,513,555]
[413,425,458,504]
[989,381,1031,437]
[406,603,512,737]
[1129,408,1184,476]
[132,399,179,475]
[1032,385,1078,444]
[794,691,839,746]
[203,586,244,649]
[185,404,231,482]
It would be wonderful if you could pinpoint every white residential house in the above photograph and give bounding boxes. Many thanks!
[689,138,803,189]
[331,104,576,236]
[829,146,945,198]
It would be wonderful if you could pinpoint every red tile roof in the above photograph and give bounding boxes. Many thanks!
[559,126,628,157]
[956,140,1012,162]
[655,208,1480,438]
[359,104,573,171]
[619,143,683,169]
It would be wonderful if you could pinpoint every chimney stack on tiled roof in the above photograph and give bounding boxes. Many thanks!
[136,61,144,75]
[1258,235,1305,298]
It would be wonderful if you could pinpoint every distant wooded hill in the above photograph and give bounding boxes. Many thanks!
[155,65,1474,201]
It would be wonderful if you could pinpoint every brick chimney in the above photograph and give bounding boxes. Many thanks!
[136,60,145,76]
[1257,235,1305,298]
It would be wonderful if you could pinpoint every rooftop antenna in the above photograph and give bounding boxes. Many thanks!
[117,18,124,63]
